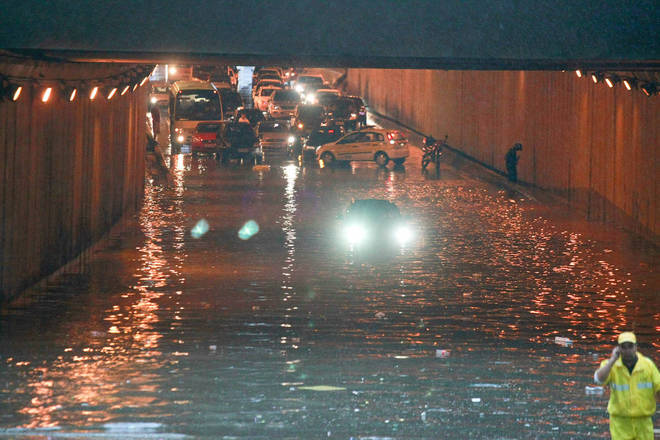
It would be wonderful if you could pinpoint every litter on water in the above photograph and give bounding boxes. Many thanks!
[297,385,346,391]
[253,164,271,172]
[585,386,604,395]
[554,336,573,347]
[471,397,482,403]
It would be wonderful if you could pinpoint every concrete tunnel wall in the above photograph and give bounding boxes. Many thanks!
[346,69,659,241]
[0,63,148,302]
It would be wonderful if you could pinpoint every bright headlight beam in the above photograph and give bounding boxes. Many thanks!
[344,224,367,244]
[394,224,413,245]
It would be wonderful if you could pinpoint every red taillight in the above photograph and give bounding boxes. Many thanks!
[192,135,201,143]
[386,132,393,140]
[328,129,334,133]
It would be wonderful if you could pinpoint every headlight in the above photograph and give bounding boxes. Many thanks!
[288,136,296,144]
[150,97,157,104]
[344,223,367,244]
[393,224,413,245]
[177,135,185,143]
[272,105,280,110]
[295,85,304,93]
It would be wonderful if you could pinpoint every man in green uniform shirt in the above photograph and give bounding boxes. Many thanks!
[594,332,660,439]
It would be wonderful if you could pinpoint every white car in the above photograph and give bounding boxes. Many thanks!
[316,128,409,166]
[268,89,301,119]
[253,86,282,112]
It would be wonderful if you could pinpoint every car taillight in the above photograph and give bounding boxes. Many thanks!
[328,129,334,133]
[298,123,304,129]
[192,135,201,143]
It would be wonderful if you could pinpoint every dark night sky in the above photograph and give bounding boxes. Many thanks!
[0,0,658,63]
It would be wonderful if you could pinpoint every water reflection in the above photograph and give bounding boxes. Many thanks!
[0,152,657,438]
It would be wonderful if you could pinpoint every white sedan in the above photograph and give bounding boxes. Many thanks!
[316,128,409,166]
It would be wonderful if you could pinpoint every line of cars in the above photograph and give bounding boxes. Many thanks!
[249,67,410,167]
[155,65,410,168]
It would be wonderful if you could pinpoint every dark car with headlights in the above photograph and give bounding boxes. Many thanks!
[290,122,344,160]
[291,104,325,135]
[337,199,414,249]
[326,96,365,131]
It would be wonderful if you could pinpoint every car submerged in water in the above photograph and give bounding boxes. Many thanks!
[337,199,414,249]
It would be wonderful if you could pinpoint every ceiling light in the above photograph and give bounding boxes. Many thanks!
[41,87,52,103]
[106,86,118,100]
[575,70,582,78]
[640,83,656,97]
[64,86,77,102]
[89,86,99,100]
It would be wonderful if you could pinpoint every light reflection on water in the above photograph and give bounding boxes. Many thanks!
[0,152,657,439]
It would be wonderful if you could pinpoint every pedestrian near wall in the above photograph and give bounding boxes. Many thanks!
[594,332,660,439]
[150,103,161,142]
[505,143,522,182]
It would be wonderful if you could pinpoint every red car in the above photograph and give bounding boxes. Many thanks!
[191,123,222,156]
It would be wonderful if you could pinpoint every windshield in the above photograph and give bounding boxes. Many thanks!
[175,90,222,121]
[272,90,300,101]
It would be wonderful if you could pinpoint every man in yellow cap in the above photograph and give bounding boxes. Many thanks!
[594,331,660,439]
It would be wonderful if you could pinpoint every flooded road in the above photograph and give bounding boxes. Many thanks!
[1,144,658,439]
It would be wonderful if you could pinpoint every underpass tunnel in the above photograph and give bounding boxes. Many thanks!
[0,51,658,302]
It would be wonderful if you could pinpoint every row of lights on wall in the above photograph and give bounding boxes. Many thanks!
[0,66,154,104]
[574,70,657,97]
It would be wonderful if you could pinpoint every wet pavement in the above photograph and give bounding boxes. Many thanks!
[1,126,658,439]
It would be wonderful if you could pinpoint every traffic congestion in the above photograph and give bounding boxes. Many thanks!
[148,65,408,170]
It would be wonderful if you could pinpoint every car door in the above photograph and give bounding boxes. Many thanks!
[352,132,379,161]
[333,132,363,160]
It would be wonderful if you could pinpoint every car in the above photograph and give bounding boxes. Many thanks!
[305,88,340,106]
[325,96,365,131]
[338,199,414,248]
[219,89,244,118]
[292,123,344,160]
[290,104,325,135]
[191,122,222,156]
[253,86,282,112]
[293,74,325,96]
[316,128,409,166]
[257,120,293,149]
[268,89,301,119]
[219,121,263,164]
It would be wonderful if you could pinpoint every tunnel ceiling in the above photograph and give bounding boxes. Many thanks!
[0,0,658,70]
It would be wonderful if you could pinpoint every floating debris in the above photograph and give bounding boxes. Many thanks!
[554,336,573,347]
[585,386,604,395]
[435,349,450,358]
[298,385,346,391]
[253,164,271,172]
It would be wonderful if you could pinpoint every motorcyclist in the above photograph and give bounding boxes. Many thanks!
[423,135,437,151]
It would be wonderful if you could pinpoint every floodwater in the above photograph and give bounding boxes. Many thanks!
[1,143,658,439]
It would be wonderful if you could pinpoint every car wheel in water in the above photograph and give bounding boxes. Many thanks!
[321,151,335,165]
[375,152,389,167]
